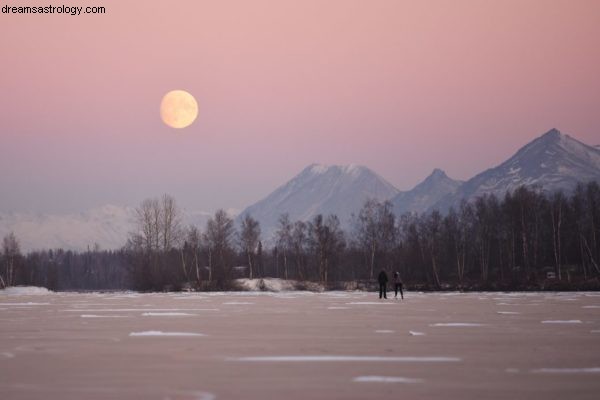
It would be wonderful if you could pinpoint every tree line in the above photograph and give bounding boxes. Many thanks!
[1,182,599,291]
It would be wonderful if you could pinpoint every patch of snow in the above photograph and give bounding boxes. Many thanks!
[430,323,485,327]
[229,356,461,362]
[167,391,216,400]
[81,315,127,318]
[129,331,205,337]
[342,164,364,178]
[64,308,218,312]
[582,305,600,309]
[508,167,521,174]
[497,311,520,315]
[0,286,51,295]
[353,376,423,383]
[0,302,50,306]
[1,352,15,359]
[235,278,301,292]
[309,164,330,174]
[141,312,196,316]
[531,368,600,374]
[409,331,426,336]
[541,320,582,324]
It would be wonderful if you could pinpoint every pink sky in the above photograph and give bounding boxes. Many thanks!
[1,0,599,213]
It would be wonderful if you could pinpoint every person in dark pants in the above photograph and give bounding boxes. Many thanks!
[394,271,404,300]
[377,269,388,299]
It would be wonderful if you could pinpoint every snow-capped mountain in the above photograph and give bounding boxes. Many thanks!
[236,164,400,240]
[0,206,214,252]
[391,169,463,215]
[433,128,600,211]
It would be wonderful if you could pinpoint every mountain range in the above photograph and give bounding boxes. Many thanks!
[432,128,600,211]
[1,129,599,251]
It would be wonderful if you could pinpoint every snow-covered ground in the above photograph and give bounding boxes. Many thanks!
[1,289,599,399]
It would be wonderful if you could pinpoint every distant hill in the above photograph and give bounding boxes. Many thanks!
[0,206,213,252]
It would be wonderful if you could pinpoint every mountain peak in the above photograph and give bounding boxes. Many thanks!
[541,128,562,140]
[428,168,448,179]
[391,169,463,215]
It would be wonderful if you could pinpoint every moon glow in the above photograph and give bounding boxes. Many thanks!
[160,90,198,129]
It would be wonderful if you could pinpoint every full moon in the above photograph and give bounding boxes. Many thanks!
[160,90,198,129]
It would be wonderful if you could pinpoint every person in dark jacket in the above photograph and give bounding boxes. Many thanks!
[377,270,388,299]
[394,271,404,300]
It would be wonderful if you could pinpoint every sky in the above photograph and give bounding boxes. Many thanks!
[1,0,599,214]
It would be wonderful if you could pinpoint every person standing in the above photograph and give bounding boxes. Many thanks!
[394,271,404,300]
[377,269,388,299]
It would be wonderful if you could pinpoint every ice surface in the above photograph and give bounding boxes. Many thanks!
[375,330,395,333]
[129,331,205,337]
[430,323,485,327]
[353,376,423,383]
[3,290,600,399]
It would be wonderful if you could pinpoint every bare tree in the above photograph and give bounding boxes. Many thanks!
[239,214,261,280]
[204,209,236,284]
[444,205,471,287]
[420,211,442,288]
[550,192,565,280]
[160,194,184,251]
[291,220,308,280]
[126,195,184,289]
[308,214,345,284]
[186,226,202,284]
[354,199,396,279]
[131,194,183,252]
[2,232,21,288]
[275,213,293,279]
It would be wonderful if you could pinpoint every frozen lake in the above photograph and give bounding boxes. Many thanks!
[1,289,600,399]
